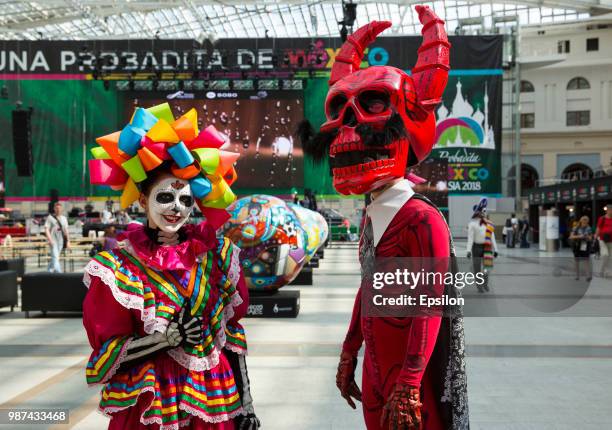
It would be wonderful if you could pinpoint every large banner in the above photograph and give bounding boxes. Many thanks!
[433,73,502,195]
[0,159,4,207]
[0,36,501,79]
[0,35,502,197]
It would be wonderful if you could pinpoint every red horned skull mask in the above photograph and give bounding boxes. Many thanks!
[320,6,450,195]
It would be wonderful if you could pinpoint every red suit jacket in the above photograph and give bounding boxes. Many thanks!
[343,195,449,430]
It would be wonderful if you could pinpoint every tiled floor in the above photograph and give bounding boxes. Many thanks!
[0,241,611,429]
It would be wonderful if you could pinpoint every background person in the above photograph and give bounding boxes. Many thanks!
[565,213,579,248]
[506,213,519,248]
[291,188,299,205]
[502,222,509,245]
[466,198,498,292]
[102,225,118,251]
[595,206,612,278]
[100,207,114,224]
[570,215,593,281]
[44,201,70,273]
[504,215,514,247]
[519,215,531,248]
[115,210,132,225]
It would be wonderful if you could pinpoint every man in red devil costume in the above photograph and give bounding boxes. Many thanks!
[299,5,469,430]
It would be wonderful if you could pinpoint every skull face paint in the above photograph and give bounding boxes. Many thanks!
[145,176,195,233]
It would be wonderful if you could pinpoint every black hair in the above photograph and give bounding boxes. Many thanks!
[138,161,174,196]
[356,113,418,166]
[296,120,338,164]
[296,113,409,164]
[354,113,407,148]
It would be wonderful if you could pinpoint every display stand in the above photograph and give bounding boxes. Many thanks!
[289,267,313,285]
[307,256,319,268]
[246,290,300,318]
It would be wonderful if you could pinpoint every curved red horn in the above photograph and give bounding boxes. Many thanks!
[329,21,392,86]
[411,5,450,111]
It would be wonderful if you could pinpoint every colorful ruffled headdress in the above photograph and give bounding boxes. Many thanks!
[89,103,239,222]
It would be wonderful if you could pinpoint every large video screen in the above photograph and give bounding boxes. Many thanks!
[409,158,449,210]
[124,92,304,191]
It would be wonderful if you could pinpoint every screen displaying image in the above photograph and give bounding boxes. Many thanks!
[409,158,449,209]
[124,93,304,191]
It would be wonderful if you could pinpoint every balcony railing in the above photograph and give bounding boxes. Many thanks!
[535,166,611,187]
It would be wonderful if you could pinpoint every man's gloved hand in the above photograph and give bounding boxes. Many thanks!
[494,251,498,258]
[380,384,422,430]
[336,350,362,409]
[466,251,472,259]
[234,413,261,430]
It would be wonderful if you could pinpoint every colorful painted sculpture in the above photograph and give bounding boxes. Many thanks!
[223,195,328,291]
[288,202,329,261]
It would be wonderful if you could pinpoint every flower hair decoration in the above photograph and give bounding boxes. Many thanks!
[89,103,239,215]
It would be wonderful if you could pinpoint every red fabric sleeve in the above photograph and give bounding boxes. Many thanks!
[396,316,442,387]
[229,270,249,324]
[83,276,136,351]
[83,275,137,384]
[342,287,364,356]
[395,205,449,387]
[223,263,249,354]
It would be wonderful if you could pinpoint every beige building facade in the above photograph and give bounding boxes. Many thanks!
[514,17,612,196]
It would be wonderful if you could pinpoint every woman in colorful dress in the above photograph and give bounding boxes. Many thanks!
[83,103,260,430]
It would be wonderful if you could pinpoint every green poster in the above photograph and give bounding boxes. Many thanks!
[432,73,503,195]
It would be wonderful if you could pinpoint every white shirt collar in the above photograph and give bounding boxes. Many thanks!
[366,179,414,247]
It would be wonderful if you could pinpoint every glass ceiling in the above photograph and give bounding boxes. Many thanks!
[0,0,604,40]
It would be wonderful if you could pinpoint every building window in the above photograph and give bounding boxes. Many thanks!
[520,113,535,128]
[586,38,599,51]
[562,163,593,181]
[521,164,539,192]
[566,110,590,126]
[558,40,570,53]
[520,80,535,93]
[567,77,590,90]
[507,164,539,196]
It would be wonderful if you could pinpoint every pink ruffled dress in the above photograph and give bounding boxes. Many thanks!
[83,222,249,430]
